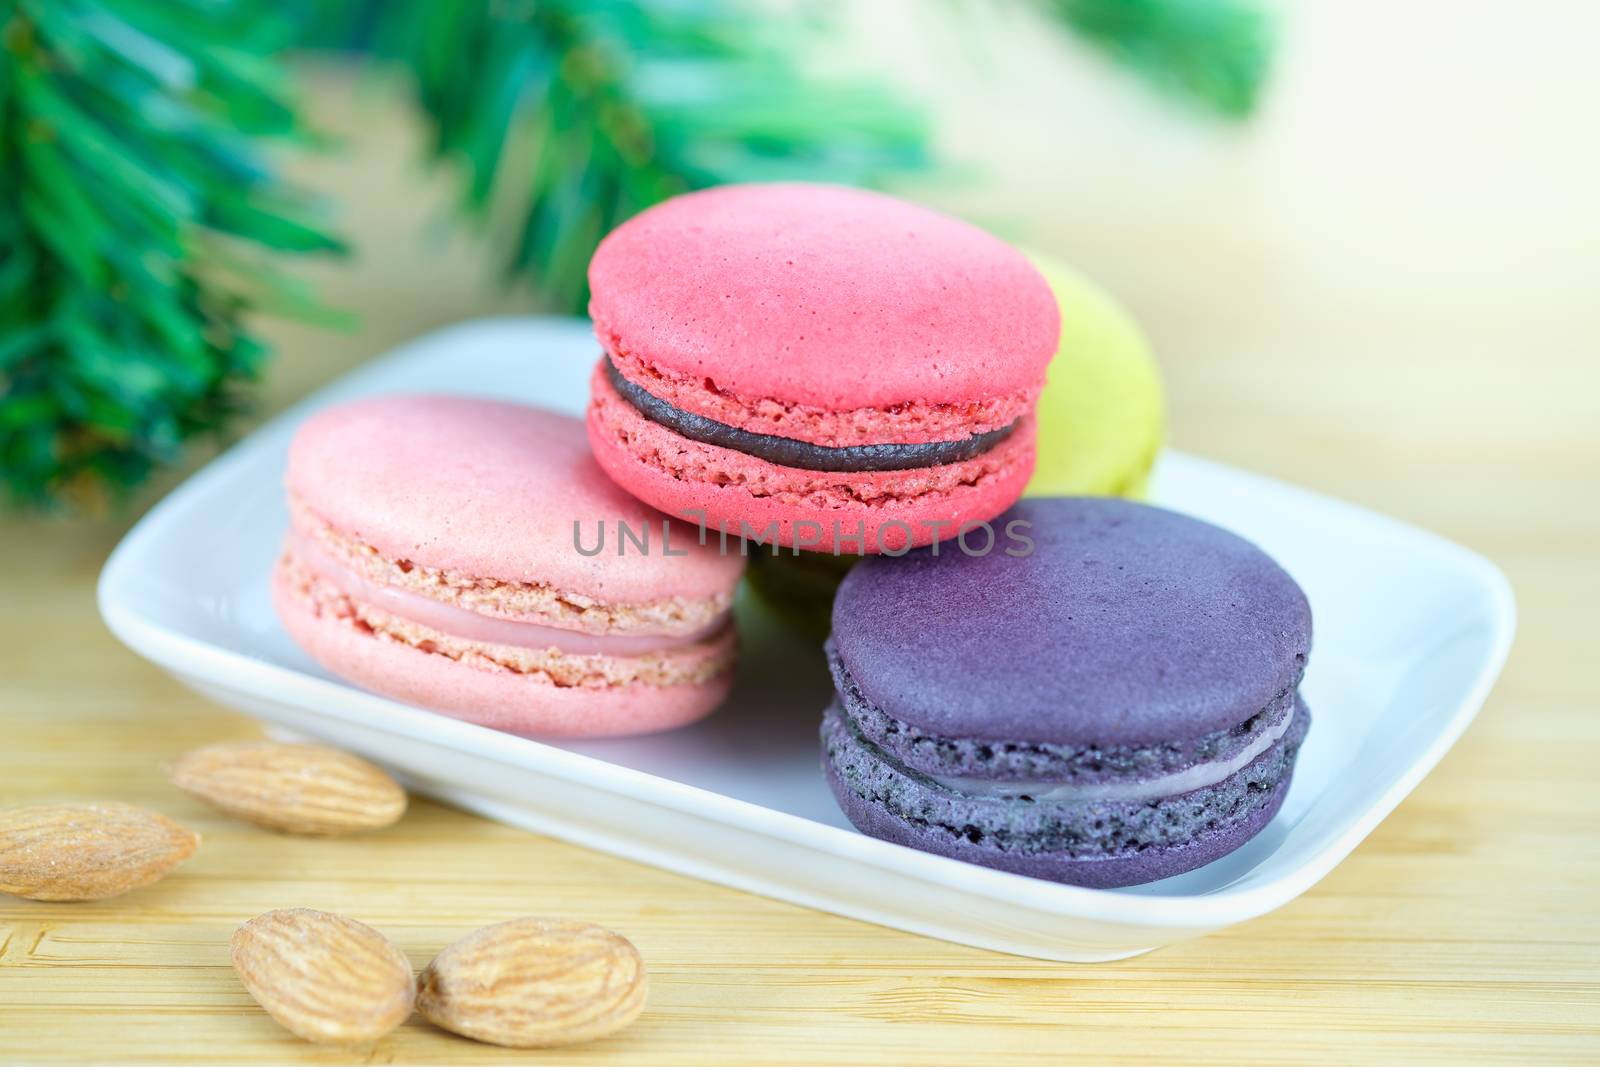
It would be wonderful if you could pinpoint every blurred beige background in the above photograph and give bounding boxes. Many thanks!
[4,1,1597,1063]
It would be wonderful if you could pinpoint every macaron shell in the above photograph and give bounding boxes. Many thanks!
[1023,252,1165,498]
[588,367,1037,553]
[830,498,1312,746]
[588,183,1059,410]
[824,752,1295,889]
[273,562,730,738]
[285,394,743,605]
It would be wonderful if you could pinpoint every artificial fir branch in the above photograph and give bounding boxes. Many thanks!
[1035,0,1272,118]
[0,0,342,510]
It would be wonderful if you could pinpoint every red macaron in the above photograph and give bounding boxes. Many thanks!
[585,183,1059,554]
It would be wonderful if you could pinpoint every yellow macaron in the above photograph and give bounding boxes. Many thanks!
[1023,251,1165,498]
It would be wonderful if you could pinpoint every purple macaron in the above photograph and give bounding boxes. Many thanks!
[821,497,1313,888]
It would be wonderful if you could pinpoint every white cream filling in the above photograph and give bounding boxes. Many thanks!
[927,709,1296,803]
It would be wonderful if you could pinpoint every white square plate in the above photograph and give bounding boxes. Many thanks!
[99,317,1515,961]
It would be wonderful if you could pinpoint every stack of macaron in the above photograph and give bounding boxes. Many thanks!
[272,181,1311,890]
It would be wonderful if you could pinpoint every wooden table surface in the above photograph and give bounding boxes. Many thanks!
[4,4,1599,1062]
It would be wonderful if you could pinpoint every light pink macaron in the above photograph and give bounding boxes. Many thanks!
[585,183,1059,554]
[272,394,745,738]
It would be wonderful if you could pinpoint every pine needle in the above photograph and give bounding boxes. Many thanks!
[0,0,343,510]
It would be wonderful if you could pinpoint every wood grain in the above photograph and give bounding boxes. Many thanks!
[3,3,1598,1061]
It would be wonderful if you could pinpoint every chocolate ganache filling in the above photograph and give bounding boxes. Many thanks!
[604,357,1017,473]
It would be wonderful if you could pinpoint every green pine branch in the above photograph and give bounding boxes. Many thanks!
[0,0,343,511]
[1034,0,1273,118]
[339,0,931,313]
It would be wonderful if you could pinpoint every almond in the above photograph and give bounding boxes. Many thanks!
[417,917,647,1048]
[0,802,198,901]
[167,741,406,835]
[231,908,416,1045]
